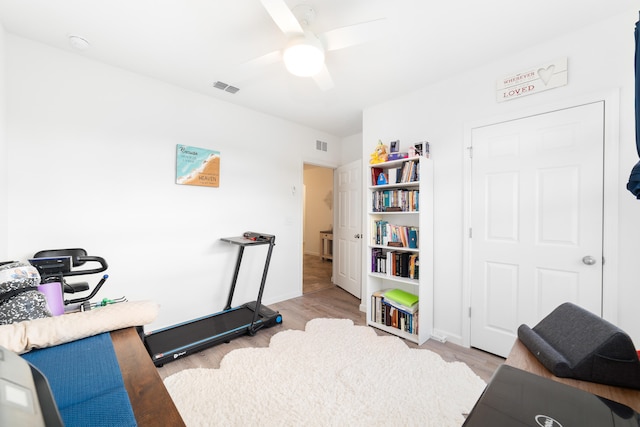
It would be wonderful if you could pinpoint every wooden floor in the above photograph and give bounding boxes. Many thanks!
[156,285,504,383]
[302,253,334,294]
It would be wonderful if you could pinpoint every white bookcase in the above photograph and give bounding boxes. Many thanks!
[365,156,433,345]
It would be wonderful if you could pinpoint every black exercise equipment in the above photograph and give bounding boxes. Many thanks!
[29,248,109,306]
[143,232,282,366]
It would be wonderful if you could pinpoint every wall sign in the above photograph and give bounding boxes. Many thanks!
[497,57,567,102]
[176,144,220,187]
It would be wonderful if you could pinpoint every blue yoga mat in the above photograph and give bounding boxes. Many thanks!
[22,332,137,427]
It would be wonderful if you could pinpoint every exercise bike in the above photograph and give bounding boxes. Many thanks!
[29,248,109,308]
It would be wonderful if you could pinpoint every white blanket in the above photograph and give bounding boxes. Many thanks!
[0,300,158,353]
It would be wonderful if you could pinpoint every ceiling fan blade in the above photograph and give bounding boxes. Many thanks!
[312,64,334,91]
[321,18,386,51]
[260,0,304,36]
[234,50,282,83]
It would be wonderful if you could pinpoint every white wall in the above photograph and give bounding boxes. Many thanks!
[5,35,340,330]
[341,132,363,165]
[0,23,7,260]
[364,9,640,345]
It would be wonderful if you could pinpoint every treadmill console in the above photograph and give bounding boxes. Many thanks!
[242,232,274,242]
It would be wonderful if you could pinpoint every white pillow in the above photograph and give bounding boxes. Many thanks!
[0,300,159,354]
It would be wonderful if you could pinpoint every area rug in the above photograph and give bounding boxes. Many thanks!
[164,318,486,426]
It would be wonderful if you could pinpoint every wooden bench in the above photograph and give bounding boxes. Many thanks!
[111,327,185,426]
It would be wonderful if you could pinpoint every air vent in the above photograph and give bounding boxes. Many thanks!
[212,81,240,94]
[316,140,328,152]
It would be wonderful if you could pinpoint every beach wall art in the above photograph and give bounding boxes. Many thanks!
[175,144,220,188]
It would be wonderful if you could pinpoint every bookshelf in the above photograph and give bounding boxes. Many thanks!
[366,156,433,344]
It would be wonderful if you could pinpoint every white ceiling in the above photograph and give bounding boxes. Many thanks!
[0,0,635,137]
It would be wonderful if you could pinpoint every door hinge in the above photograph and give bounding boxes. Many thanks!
[468,228,472,238]
[467,146,473,158]
[468,307,472,317]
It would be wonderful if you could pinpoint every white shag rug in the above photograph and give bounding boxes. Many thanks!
[164,318,486,427]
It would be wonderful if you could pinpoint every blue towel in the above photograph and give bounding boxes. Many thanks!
[22,332,137,427]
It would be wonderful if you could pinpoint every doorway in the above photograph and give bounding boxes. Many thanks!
[303,164,335,294]
[467,101,605,357]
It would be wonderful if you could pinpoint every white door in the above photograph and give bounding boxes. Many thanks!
[469,101,604,357]
[335,159,362,297]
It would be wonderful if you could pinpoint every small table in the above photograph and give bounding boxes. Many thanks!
[505,338,640,412]
[320,231,333,261]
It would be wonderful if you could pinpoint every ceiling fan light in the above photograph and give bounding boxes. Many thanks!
[283,39,325,77]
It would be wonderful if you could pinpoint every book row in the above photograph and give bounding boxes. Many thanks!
[371,248,419,279]
[371,292,419,335]
[371,189,419,212]
[371,220,419,248]
[371,160,420,186]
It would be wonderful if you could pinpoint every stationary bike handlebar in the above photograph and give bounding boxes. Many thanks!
[65,274,109,305]
[62,255,108,277]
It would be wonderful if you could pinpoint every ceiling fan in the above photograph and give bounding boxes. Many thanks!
[242,0,386,91]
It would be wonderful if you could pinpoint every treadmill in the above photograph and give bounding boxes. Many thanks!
[143,232,282,366]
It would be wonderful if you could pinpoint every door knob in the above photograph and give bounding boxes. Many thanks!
[582,256,597,265]
[354,234,361,239]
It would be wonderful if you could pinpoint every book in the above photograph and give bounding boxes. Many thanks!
[370,288,419,335]
[408,227,418,248]
[383,295,418,314]
[371,221,419,246]
[371,289,385,323]
[371,167,383,186]
[409,254,419,279]
[380,299,418,334]
[388,167,398,184]
[384,288,419,307]
[381,250,418,279]
[371,189,419,212]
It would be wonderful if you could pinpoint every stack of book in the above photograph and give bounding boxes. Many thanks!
[399,160,419,183]
[370,288,419,335]
[371,249,419,279]
[370,160,420,186]
[371,220,418,248]
[371,188,419,212]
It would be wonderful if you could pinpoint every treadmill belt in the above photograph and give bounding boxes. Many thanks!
[145,306,258,355]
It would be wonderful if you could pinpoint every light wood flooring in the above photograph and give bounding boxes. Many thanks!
[303,253,334,294]
[156,285,504,382]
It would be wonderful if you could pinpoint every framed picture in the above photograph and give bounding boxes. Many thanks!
[176,144,220,187]
[414,142,430,158]
[390,140,400,153]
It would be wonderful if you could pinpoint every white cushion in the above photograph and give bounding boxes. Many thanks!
[0,300,158,354]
